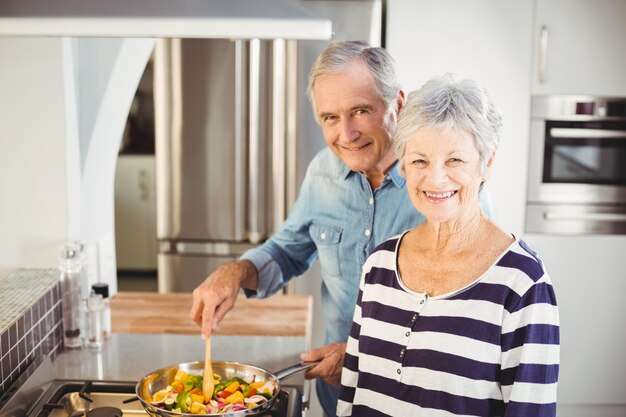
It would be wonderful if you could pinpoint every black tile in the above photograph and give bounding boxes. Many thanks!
[0,331,8,356]
[16,316,25,340]
[24,309,32,333]
[38,298,46,321]
[54,303,62,325]
[38,321,45,341]
[17,336,26,363]
[44,290,51,313]
[30,303,39,324]
[9,347,17,372]
[1,352,9,382]
[7,325,16,348]
[25,331,34,354]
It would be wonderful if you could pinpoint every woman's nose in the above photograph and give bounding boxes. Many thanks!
[428,164,448,183]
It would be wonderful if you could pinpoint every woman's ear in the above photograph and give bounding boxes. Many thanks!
[483,150,496,182]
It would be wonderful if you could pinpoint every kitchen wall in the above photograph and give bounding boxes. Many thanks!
[387,1,626,416]
[388,0,533,234]
[0,38,68,268]
[0,37,154,295]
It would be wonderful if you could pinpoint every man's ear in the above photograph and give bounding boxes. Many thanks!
[396,90,406,113]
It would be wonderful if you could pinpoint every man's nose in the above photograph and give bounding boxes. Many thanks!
[338,118,359,143]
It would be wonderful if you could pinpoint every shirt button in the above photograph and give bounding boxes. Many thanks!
[368,197,374,205]
[400,349,405,357]
[320,232,326,240]
[364,229,371,237]
[420,299,424,305]
[397,369,401,374]
[405,331,410,337]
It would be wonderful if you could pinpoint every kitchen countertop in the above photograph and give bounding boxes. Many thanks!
[1,333,310,415]
[111,292,312,338]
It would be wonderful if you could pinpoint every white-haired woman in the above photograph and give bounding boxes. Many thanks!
[337,74,560,417]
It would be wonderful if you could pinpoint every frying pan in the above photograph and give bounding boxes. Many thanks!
[135,360,316,417]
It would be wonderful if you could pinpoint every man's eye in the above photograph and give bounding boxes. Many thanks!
[322,115,336,122]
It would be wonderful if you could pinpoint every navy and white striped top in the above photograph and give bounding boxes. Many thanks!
[337,234,560,417]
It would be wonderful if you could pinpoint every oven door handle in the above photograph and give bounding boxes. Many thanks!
[544,211,626,222]
[550,127,626,139]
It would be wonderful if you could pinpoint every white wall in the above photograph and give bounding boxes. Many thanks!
[0,38,68,268]
[0,37,154,296]
[387,0,534,234]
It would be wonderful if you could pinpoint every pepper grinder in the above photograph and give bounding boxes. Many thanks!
[59,242,84,349]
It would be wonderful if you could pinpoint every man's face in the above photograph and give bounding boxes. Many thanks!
[312,62,399,177]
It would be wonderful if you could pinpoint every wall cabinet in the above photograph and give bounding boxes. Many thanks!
[532,0,626,96]
[114,154,157,270]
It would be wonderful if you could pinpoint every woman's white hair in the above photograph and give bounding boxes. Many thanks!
[395,74,502,173]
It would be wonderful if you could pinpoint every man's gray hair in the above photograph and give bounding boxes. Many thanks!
[395,73,503,172]
[306,41,401,120]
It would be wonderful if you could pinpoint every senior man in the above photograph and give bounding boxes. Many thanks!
[190,40,496,416]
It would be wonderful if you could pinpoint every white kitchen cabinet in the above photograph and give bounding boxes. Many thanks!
[114,154,158,270]
[525,234,626,417]
[532,0,626,96]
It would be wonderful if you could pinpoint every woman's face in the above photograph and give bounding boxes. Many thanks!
[403,127,491,224]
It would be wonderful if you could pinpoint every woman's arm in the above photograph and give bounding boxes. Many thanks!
[501,275,560,417]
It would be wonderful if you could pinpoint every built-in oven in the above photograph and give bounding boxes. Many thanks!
[526,95,626,234]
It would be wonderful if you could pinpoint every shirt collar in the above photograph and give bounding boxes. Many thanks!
[388,160,406,188]
[340,159,406,188]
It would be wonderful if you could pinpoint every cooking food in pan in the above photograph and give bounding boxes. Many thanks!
[136,360,316,417]
[149,368,277,414]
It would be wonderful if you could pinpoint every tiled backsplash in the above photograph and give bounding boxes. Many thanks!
[0,269,63,400]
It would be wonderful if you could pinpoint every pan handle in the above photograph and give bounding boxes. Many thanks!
[274,361,320,381]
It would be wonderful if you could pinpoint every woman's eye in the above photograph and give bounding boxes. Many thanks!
[411,159,426,165]
[448,158,463,164]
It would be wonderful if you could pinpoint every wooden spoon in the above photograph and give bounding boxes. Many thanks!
[202,336,214,400]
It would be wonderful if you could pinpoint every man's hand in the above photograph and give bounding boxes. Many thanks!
[299,342,347,387]
[189,260,257,337]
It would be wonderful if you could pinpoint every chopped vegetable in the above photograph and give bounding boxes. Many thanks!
[149,369,276,414]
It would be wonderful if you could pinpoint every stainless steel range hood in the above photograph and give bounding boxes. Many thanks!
[0,0,332,39]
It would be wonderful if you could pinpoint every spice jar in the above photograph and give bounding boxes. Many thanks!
[91,282,111,339]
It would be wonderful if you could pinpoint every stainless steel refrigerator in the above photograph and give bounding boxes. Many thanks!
[155,0,384,293]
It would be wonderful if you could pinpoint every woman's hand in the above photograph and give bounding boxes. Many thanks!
[300,342,347,387]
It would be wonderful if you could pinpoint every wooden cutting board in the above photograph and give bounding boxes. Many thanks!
[110,292,312,337]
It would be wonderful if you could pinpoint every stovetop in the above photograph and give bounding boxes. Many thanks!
[28,380,302,417]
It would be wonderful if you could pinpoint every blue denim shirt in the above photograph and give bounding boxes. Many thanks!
[243,147,497,345]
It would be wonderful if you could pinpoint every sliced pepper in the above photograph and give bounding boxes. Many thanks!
[174,369,189,382]
[171,381,184,394]
[224,381,240,394]
[224,390,244,405]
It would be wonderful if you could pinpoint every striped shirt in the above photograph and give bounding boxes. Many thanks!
[337,233,560,417]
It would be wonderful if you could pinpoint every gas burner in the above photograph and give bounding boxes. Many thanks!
[87,407,123,417]
[25,380,302,417]
[69,407,123,417]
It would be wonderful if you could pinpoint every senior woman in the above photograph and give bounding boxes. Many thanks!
[336,74,560,417]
